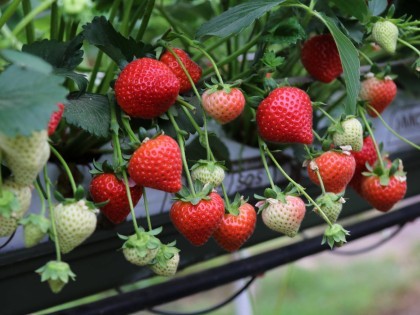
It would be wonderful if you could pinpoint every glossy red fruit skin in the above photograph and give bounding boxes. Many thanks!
[170,192,225,246]
[160,48,202,94]
[361,176,407,212]
[307,151,356,193]
[359,77,397,117]
[349,137,378,194]
[212,203,257,252]
[202,88,246,124]
[128,135,182,193]
[114,58,180,119]
[90,173,143,224]
[301,34,343,83]
[48,103,65,136]
[256,87,313,144]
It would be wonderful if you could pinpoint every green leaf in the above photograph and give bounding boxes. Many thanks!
[196,0,284,38]
[83,16,154,68]
[64,93,110,138]
[320,14,360,115]
[263,16,306,46]
[368,0,387,16]
[330,0,369,22]
[1,49,53,74]
[0,64,67,136]
[54,68,88,93]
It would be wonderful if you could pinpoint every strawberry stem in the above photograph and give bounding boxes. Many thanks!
[43,166,62,261]
[22,0,35,44]
[12,0,55,37]
[359,106,386,171]
[358,50,374,66]
[257,136,276,190]
[397,38,420,56]
[367,105,420,150]
[136,0,155,41]
[142,187,153,231]
[34,180,47,217]
[0,0,22,30]
[167,111,196,195]
[49,145,77,195]
[304,145,326,195]
[315,105,338,125]
[312,129,323,142]
[121,115,141,145]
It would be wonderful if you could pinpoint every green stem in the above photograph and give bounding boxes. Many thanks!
[122,171,141,237]
[177,97,196,111]
[88,52,103,92]
[128,0,148,33]
[142,187,152,231]
[0,0,22,30]
[316,106,337,124]
[312,129,323,142]
[22,0,35,43]
[397,38,420,56]
[367,105,420,150]
[49,1,58,40]
[219,182,231,209]
[49,145,77,195]
[257,136,276,189]
[265,147,333,227]
[44,166,61,261]
[12,0,55,36]
[34,181,46,216]
[97,63,117,94]
[121,115,141,145]
[136,0,155,41]
[359,106,385,170]
[0,151,3,197]
[120,0,134,36]
[167,111,195,194]
[57,16,65,42]
[358,50,374,66]
[193,37,231,62]
[36,176,48,200]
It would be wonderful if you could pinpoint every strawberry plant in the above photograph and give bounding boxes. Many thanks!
[0,0,419,300]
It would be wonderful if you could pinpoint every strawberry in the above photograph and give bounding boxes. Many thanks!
[114,58,180,119]
[191,160,225,187]
[359,74,397,117]
[256,87,313,144]
[301,34,343,83]
[314,193,345,224]
[361,159,407,212]
[20,214,50,248]
[54,199,98,254]
[121,230,161,266]
[48,103,65,136]
[202,87,245,124]
[128,135,182,193]
[307,150,356,193]
[149,242,180,276]
[0,179,32,237]
[259,195,306,237]
[170,188,225,246]
[332,117,363,152]
[349,136,378,194]
[36,260,76,294]
[89,173,143,224]
[372,20,398,54]
[160,48,202,94]
[213,198,257,252]
[0,131,50,185]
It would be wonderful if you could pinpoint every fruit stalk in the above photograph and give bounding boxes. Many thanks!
[34,181,47,217]
[142,187,153,231]
[50,145,77,195]
[120,0,134,36]
[397,38,420,57]
[304,145,326,195]
[22,0,35,44]
[0,0,22,29]
[358,50,374,66]
[136,0,155,41]
[257,136,276,190]
[12,0,55,37]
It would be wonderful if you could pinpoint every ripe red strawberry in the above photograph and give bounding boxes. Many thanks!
[213,202,257,252]
[307,151,356,193]
[48,103,65,136]
[301,34,343,83]
[359,74,397,117]
[361,159,407,212]
[202,87,245,124]
[114,58,180,119]
[259,195,306,237]
[160,48,202,94]
[89,173,143,224]
[128,135,182,193]
[349,136,378,194]
[170,192,225,246]
[256,86,313,144]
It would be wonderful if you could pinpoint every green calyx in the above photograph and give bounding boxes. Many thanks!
[190,160,226,173]
[322,224,350,249]
[173,181,213,205]
[54,188,104,210]
[89,159,126,178]
[225,193,247,216]
[149,241,180,268]
[120,227,162,256]
[0,190,19,218]
[204,78,242,95]
[362,158,406,186]
[36,260,76,294]
[314,193,345,224]
[20,213,50,233]
[254,184,298,213]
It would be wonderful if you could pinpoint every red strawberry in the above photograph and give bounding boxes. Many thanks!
[128,135,182,193]
[349,136,378,194]
[307,151,356,193]
[48,103,65,136]
[89,173,143,224]
[170,192,225,246]
[160,48,202,94]
[114,58,180,119]
[359,74,397,117]
[301,34,343,83]
[202,87,245,124]
[213,202,257,252]
[256,86,313,144]
[361,160,407,212]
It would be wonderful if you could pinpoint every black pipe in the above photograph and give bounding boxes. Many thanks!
[60,203,420,315]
